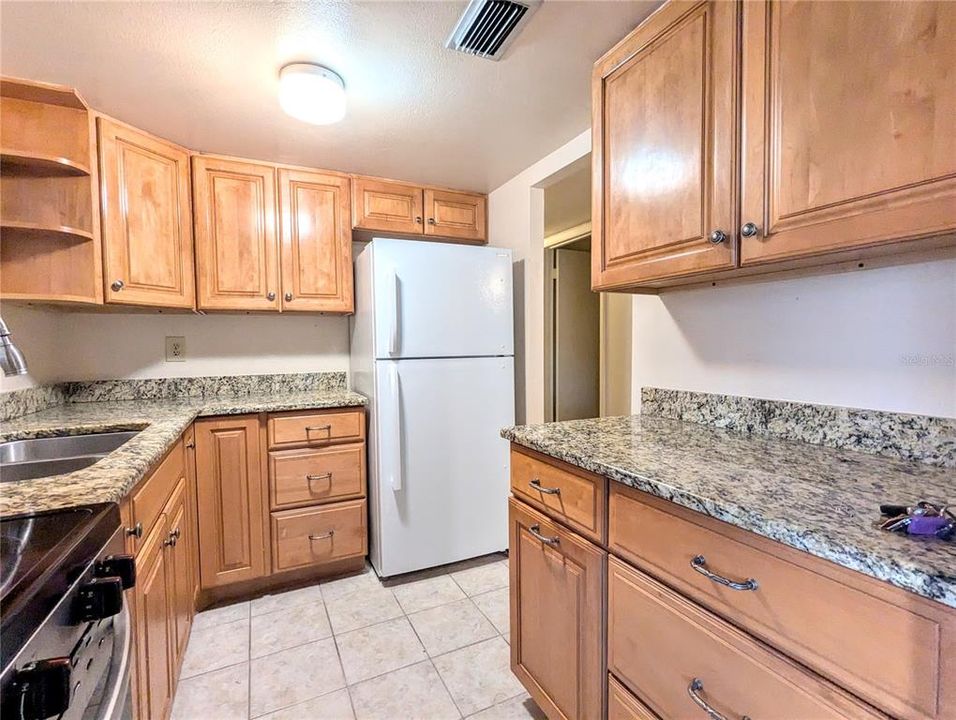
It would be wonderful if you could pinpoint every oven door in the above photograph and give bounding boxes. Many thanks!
[75,599,132,720]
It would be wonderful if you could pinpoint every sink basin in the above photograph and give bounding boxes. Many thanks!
[0,431,140,483]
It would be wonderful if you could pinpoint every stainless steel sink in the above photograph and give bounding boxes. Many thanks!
[0,431,140,483]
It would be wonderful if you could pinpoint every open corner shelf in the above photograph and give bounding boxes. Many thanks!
[1,149,91,177]
[1,221,95,243]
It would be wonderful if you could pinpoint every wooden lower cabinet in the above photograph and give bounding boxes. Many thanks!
[608,676,658,720]
[194,415,268,588]
[130,473,194,720]
[164,478,193,674]
[134,515,173,720]
[607,557,882,720]
[509,498,605,720]
[508,444,956,720]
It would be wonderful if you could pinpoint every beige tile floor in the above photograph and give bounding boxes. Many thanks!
[171,554,547,720]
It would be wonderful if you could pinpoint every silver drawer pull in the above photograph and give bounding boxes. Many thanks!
[309,530,334,541]
[306,473,333,485]
[528,524,559,546]
[688,678,750,720]
[529,478,560,495]
[691,555,758,591]
[305,424,332,433]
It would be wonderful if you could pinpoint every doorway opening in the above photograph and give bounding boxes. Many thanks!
[542,157,632,422]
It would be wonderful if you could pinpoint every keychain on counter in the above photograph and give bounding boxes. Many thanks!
[879,501,955,540]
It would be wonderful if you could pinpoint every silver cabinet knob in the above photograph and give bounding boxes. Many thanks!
[111,280,125,292]
[126,522,143,539]
[284,292,293,302]
[427,218,436,225]
[266,291,276,301]
[740,222,759,238]
[709,229,727,245]
[414,216,423,224]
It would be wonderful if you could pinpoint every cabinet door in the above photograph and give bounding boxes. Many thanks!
[278,169,353,313]
[592,0,739,288]
[423,189,487,243]
[134,516,172,720]
[194,415,267,588]
[351,177,424,235]
[509,498,605,720]
[741,1,956,265]
[192,156,280,311]
[164,476,192,675]
[97,117,194,309]
[184,426,201,602]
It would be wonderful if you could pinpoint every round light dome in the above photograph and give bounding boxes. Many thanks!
[278,63,346,125]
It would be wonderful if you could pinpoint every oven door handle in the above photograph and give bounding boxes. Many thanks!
[97,597,132,720]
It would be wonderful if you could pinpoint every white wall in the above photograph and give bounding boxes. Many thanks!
[0,303,349,388]
[0,305,62,392]
[631,259,956,418]
[488,130,591,424]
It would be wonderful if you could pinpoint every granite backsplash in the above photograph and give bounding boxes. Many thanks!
[641,387,956,468]
[0,372,348,421]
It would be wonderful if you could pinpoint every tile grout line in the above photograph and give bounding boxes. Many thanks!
[401,597,464,718]
[324,597,359,720]
[246,602,252,720]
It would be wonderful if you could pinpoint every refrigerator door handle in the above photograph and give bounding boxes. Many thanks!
[388,363,403,492]
[388,269,400,356]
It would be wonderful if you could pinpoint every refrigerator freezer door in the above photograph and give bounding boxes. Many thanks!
[371,356,515,577]
[371,239,513,359]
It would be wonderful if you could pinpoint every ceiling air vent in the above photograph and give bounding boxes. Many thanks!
[445,0,541,61]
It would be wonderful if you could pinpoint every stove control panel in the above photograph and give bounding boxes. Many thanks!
[6,657,71,720]
[73,578,123,623]
[95,554,136,590]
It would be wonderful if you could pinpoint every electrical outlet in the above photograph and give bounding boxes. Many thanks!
[165,336,186,362]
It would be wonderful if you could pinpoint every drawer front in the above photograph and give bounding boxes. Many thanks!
[130,438,185,554]
[269,443,365,510]
[609,485,949,720]
[608,557,884,720]
[609,675,659,720]
[510,447,606,543]
[271,500,367,572]
[268,410,364,449]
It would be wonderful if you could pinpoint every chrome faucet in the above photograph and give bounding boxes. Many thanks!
[0,317,28,376]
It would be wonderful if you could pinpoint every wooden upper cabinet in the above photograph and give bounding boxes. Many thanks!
[278,168,353,313]
[352,177,423,235]
[740,1,956,265]
[97,117,194,308]
[194,415,267,588]
[192,156,280,311]
[424,189,486,243]
[592,0,739,289]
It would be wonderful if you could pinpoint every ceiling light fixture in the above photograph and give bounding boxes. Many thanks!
[278,62,346,125]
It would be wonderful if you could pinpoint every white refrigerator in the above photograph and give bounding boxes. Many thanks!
[350,238,515,577]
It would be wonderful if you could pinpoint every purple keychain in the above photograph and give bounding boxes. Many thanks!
[879,500,955,540]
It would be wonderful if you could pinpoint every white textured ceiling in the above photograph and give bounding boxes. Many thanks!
[0,1,660,192]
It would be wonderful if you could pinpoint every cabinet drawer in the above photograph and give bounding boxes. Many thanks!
[267,410,364,449]
[510,447,606,543]
[271,500,367,573]
[130,438,185,554]
[609,485,953,720]
[608,557,884,720]
[608,675,658,720]
[269,443,365,510]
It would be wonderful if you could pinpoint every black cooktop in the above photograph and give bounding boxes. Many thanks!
[0,503,120,672]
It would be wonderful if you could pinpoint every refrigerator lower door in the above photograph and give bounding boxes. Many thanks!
[371,356,515,577]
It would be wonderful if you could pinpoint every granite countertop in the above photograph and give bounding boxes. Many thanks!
[502,415,956,608]
[0,388,367,516]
